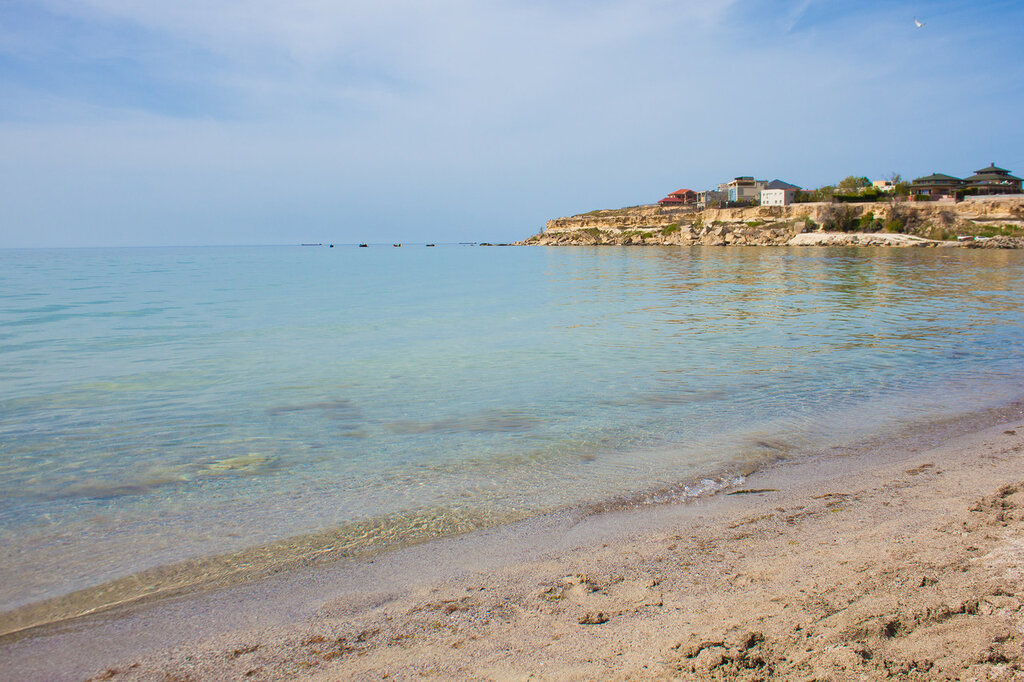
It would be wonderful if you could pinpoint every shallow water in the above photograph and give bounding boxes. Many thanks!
[2,245,1024,616]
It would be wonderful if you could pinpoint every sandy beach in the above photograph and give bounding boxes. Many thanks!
[0,403,1022,680]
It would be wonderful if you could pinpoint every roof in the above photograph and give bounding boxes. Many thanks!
[765,179,801,190]
[965,173,1023,183]
[670,188,696,195]
[965,167,1022,183]
[658,196,685,204]
[975,163,1010,174]
[912,173,962,184]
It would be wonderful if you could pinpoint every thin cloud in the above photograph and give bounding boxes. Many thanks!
[0,0,1022,247]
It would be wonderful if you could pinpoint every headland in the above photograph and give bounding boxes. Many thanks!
[520,195,1024,248]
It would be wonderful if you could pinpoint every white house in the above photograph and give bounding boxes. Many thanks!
[873,180,896,192]
[761,188,796,206]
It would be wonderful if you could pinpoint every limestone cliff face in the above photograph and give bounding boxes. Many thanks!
[519,197,1024,248]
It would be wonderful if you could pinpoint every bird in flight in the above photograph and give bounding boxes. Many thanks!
[914,17,925,28]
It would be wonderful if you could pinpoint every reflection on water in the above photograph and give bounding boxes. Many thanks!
[1,245,1023,619]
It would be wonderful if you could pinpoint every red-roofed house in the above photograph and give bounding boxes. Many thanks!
[658,188,697,206]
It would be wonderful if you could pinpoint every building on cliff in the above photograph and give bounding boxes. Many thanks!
[760,179,802,205]
[910,173,963,200]
[718,176,768,203]
[765,179,801,191]
[658,188,698,206]
[963,164,1023,195]
[697,189,726,209]
[761,188,796,206]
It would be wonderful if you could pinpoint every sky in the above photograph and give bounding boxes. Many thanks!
[1,0,1022,247]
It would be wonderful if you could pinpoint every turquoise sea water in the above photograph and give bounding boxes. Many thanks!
[2,245,1024,616]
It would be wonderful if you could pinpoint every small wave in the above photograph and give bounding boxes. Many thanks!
[581,474,746,515]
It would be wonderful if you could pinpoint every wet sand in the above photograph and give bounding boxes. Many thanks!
[4,410,1024,680]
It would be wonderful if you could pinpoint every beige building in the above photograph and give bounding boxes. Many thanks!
[718,176,767,203]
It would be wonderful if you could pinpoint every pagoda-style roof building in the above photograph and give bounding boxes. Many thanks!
[910,172,963,198]
[963,163,1022,195]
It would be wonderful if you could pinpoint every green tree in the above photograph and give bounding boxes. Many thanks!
[811,185,836,202]
[837,176,872,193]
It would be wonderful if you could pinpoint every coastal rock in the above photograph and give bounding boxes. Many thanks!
[787,233,939,247]
[579,611,609,625]
[517,196,1024,248]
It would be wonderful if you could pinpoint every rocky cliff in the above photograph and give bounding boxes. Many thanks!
[518,197,1024,248]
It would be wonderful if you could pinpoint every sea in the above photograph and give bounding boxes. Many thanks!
[2,244,1024,626]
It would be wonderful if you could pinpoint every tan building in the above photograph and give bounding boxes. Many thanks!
[717,176,767,203]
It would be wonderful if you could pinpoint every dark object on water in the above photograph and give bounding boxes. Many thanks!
[359,244,368,248]
[329,244,334,248]
[393,243,401,247]
[426,244,435,247]
[726,488,779,496]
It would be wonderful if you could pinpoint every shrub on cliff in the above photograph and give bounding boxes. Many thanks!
[859,211,883,232]
[820,205,859,232]
[884,203,914,234]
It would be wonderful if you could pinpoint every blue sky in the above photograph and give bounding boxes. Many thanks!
[1,0,1022,247]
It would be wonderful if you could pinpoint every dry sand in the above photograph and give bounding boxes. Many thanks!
[4,412,1024,680]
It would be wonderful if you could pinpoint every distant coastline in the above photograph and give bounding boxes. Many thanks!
[520,195,1024,248]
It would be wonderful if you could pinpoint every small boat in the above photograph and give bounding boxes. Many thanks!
[393,243,401,247]
[359,243,368,248]
[426,244,435,247]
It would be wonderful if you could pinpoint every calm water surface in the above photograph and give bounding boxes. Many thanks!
[2,245,1024,615]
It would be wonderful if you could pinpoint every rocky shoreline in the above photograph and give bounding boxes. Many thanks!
[518,196,1024,248]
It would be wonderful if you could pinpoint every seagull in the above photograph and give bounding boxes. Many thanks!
[914,17,925,28]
